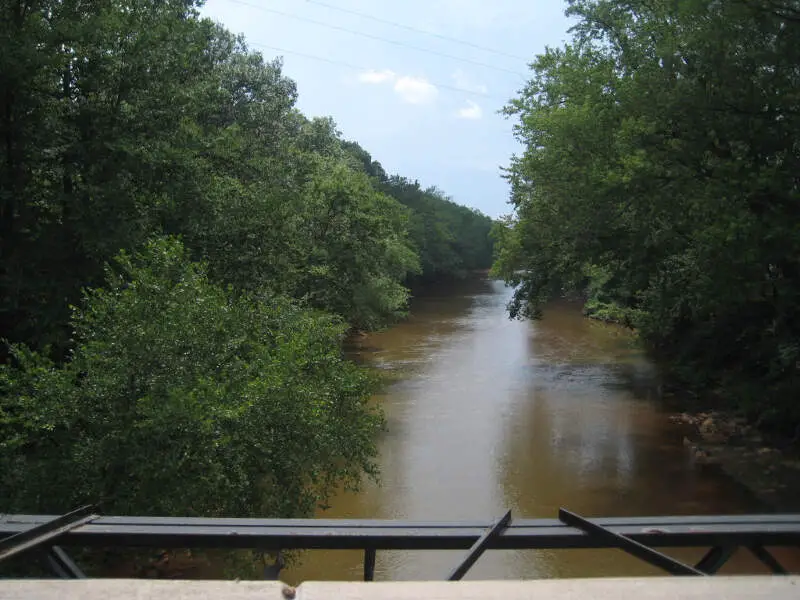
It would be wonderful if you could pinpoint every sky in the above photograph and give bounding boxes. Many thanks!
[199,0,575,218]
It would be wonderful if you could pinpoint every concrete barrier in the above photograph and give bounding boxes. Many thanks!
[1,577,798,600]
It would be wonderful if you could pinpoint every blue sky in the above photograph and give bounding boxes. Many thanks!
[200,0,574,218]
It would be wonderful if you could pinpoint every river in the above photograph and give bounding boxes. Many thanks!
[285,275,784,583]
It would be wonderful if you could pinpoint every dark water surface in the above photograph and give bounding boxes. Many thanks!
[285,277,790,583]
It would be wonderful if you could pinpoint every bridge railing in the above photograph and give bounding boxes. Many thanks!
[1,507,798,580]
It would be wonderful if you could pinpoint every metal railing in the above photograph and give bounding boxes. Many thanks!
[1,508,798,580]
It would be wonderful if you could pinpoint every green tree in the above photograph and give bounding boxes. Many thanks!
[1,0,425,345]
[339,142,495,283]
[0,238,382,516]
[1,0,218,352]
[0,0,494,523]
[497,0,800,433]
[378,176,495,282]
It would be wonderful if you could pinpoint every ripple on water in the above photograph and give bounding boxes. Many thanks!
[285,280,791,584]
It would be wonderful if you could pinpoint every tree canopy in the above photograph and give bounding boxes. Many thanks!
[340,142,495,284]
[0,0,494,517]
[494,0,800,433]
[0,0,494,354]
[1,239,380,516]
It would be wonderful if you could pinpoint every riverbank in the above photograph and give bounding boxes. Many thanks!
[581,307,800,511]
[672,410,800,511]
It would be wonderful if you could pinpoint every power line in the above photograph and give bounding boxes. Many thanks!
[223,0,525,77]
[302,0,529,62]
[249,41,503,99]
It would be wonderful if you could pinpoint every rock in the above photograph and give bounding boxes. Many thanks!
[702,432,727,444]
[282,586,297,599]
[700,417,715,432]
[758,447,774,455]
[694,449,720,465]
[682,436,694,447]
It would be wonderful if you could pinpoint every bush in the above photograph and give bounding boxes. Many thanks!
[0,238,382,517]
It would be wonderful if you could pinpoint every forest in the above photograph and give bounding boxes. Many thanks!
[0,0,493,517]
[493,0,800,437]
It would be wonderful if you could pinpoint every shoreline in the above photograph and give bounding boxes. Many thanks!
[671,410,800,512]
[580,310,800,512]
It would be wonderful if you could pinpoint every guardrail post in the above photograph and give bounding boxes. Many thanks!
[363,548,376,581]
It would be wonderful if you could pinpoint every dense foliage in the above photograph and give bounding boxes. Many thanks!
[0,0,493,516]
[494,0,800,434]
[341,141,495,283]
[0,239,380,516]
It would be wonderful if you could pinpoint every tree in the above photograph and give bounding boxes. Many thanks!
[497,0,800,433]
[378,176,495,282]
[0,238,382,516]
[1,2,429,345]
[1,0,216,353]
[0,0,494,523]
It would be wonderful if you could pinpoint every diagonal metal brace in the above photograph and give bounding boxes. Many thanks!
[44,546,86,579]
[559,508,705,576]
[0,506,97,564]
[446,510,512,581]
[694,546,737,574]
[749,544,788,574]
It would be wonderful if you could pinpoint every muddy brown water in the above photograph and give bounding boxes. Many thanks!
[284,276,796,583]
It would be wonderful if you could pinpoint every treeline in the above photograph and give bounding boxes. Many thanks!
[343,141,494,286]
[0,0,492,517]
[493,0,800,436]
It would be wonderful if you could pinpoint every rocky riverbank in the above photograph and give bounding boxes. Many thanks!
[671,411,800,511]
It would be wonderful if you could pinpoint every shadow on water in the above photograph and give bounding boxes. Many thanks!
[285,279,797,584]
[345,277,496,371]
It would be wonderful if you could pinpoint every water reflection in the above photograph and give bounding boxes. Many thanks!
[286,278,781,584]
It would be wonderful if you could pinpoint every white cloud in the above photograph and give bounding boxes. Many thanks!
[393,76,438,104]
[456,100,483,119]
[451,69,488,94]
[358,69,396,84]
[356,69,439,105]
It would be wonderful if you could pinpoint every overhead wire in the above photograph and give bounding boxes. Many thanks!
[301,0,529,62]
[248,40,503,100]
[223,0,526,77]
